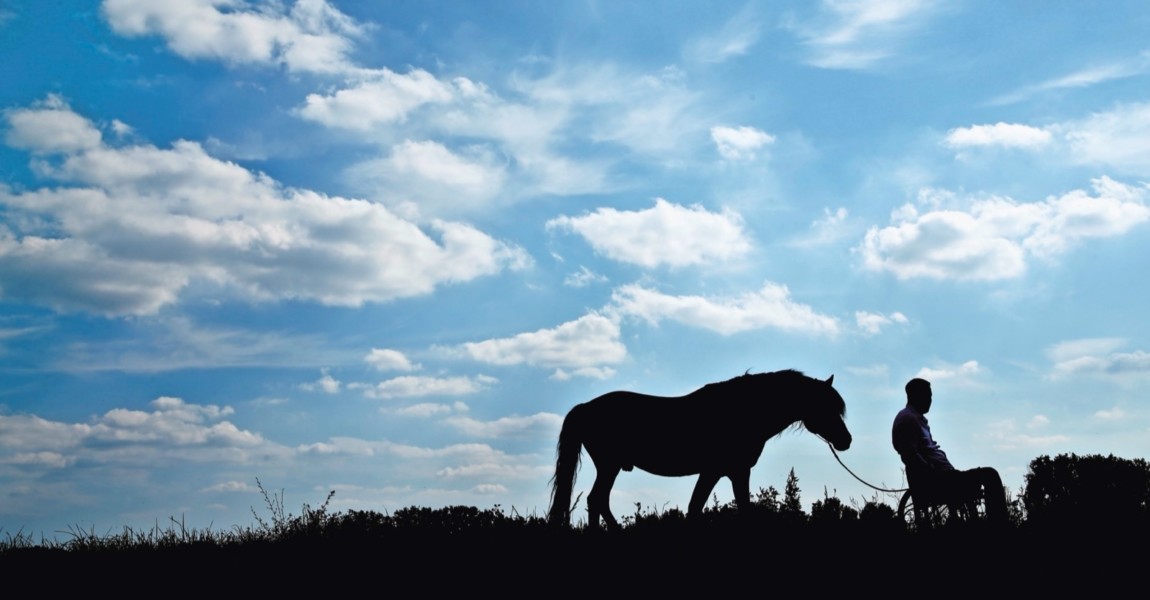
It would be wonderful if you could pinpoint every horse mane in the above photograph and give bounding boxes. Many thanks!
[699,369,845,417]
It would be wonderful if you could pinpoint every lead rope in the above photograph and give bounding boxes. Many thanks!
[828,443,908,494]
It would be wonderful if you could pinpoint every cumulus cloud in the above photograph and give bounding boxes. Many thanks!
[300,369,341,394]
[203,480,257,493]
[365,348,419,372]
[391,402,467,418]
[297,69,457,129]
[949,103,1150,174]
[710,125,775,161]
[860,178,1150,280]
[0,99,528,316]
[788,0,942,70]
[547,199,751,268]
[1094,407,1127,420]
[3,95,102,154]
[944,123,1053,149]
[855,311,908,335]
[346,140,507,217]
[456,313,627,374]
[914,360,979,381]
[444,412,563,438]
[610,282,840,336]
[551,366,616,381]
[0,397,277,468]
[101,0,367,74]
[359,375,497,399]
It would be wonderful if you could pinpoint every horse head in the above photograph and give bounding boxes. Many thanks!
[802,374,852,451]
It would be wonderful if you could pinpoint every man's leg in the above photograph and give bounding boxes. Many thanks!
[955,467,1008,523]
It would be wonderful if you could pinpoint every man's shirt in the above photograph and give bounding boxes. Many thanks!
[892,405,955,473]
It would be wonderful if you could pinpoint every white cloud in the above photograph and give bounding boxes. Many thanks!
[710,125,775,161]
[950,103,1150,174]
[991,52,1150,105]
[547,199,751,268]
[365,348,418,372]
[392,402,460,418]
[0,397,279,468]
[1062,102,1150,174]
[551,366,616,381]
[437,463,548,480]
[1048,339,1150,378]
[1094,407,1127,420]
[203,480,257,493]
[101,0,367,74]
[914,360,979,381]
[3,95,102,154]
[297,69,456,130]
[944,123,1053,149]
[0,99,528,316]
[790,207,851,247]
[788,0,941,70]
[521,64,706,157]
[562,266,608,288]
[981,418,1070,451]
[301,369,340,394]
[855,310,908,335]
[684,7,761,63]
[361,375,496,399]
[1046,338,1126,364]
[346,140,507,217]
[860,178,1150,280]
[610,282,840,336]
[457,313,627,371]
[444,413,563,438]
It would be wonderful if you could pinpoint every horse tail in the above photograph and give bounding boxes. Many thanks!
[548,404,584,526]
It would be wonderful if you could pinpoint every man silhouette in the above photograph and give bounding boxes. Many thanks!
[892,377,1009,523]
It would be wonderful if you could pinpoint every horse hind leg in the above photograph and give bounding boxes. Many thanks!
[688,472,722,517]
[588,465,621,531]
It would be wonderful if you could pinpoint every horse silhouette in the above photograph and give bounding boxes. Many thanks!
[548,369,851,529]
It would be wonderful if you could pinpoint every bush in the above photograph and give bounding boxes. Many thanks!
[1022,453,1150,526]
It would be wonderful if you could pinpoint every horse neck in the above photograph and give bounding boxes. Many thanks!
[741,377,809,432]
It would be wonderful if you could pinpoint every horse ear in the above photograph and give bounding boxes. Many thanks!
[825,374,834,385]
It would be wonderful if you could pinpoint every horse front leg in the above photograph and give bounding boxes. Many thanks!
[588,465,621,531]
[728,469,751,512]
[688,472,721,517]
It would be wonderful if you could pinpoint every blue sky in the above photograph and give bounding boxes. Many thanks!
[2,0,1149,535]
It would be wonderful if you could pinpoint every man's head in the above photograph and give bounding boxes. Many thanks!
[905,378,932,413]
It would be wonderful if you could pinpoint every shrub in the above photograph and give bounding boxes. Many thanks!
[1022,453,1150,526]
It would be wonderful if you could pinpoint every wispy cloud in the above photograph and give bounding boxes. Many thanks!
[990,51,1150,105]
[787,0,943,70]
[684,6,762,63]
